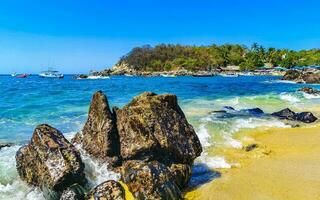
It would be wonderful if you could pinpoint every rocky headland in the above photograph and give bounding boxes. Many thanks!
[282,70,320,84]
[16,91,202,200]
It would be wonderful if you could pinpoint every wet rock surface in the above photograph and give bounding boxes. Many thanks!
[16,124,85,196]
[120,160,182,200]
[18,91,203,200]
[81,91,120,165]
[298,87,320,94]
[60,184,86,200]
[115,92,202,164]
[282,70,320,84]
[86,180,125,200]
[272,108,318,123]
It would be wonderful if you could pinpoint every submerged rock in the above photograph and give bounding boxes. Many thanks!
[240,108,264,115]
[298,87,320,94]
[16,124,85,195]
[79,91,120,165]
[120,160,182,200]
[245,144,259,152]
[0,143,13,150]
[115,92,202,164]
[86,180,125,200]
[272,108,318,123]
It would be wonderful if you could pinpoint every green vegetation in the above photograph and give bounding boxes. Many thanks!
[117,43,320,72]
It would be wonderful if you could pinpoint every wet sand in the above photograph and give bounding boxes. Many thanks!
[185,125,320,200]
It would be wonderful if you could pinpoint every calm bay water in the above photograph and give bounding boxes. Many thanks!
[0,74,320,199]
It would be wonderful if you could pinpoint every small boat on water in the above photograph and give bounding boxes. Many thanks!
[86,75,110,80]
[16,74,28,78]
[11,72,17,77]
[220,73,239,77]
[160,74,176,78]
[193,74,215,77]
[39,70,64,78]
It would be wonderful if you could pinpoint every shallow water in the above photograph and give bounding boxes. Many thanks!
[1,75,320,198]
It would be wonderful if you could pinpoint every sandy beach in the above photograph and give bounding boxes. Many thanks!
[185,125,320,200]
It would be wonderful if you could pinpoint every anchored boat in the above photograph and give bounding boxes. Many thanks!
[39,70,64,78]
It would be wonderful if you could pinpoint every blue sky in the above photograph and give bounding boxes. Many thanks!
[0,0,320,74]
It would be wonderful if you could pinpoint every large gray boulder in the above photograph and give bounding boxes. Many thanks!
[114,92,202,165]
[16,124,85,195]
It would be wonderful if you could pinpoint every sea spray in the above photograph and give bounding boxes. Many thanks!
[0,146,45,199]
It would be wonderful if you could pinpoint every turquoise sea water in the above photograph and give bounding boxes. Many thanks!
[1,75,320,199]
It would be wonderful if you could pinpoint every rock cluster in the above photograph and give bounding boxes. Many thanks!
[16,91,202,200]
[298,87,320,95]
[282,70,320,84]
[272,108,318,123]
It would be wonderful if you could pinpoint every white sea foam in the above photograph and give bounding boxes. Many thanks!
[0,146,45,199]
[77,146,120,187]
[279,93,300,103]
[197,153,231,169]
[232,118,290,132]
[196,124,211,147]
[302,93,320,99]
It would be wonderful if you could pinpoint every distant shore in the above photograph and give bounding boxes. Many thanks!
[185,124,320,200]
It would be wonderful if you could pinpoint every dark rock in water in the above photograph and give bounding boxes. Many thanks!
[272,108,318,123]
[115,92,202,165]
[0,143,13,150]
[16,124,85,194]
[120,160,182,200]
[223,106,235,110]
[294,112,318,123]
[298,87,320,94]
[282,70,302,81]
[86,180,125,200]
[210,110,227,114]
[60,184,86,200]
[302,73,320,84]
[240,108,264,115]
[78,74,88,79]
[271,108,296,120]
[79,91,120,165]
[245,144,259,152]
[168,163,192,189]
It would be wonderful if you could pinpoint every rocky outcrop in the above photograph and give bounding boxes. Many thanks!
[272,108,317,123]
[298,87,320,94]
[79,91,120,166]
[120,160,182,200]
[282,70,302,81]
[86,180,125,200]
[282,70,320,84]
[18,91,202,199]
[302,73,320,84]
[16,124,85,197]
[114,92,202,164]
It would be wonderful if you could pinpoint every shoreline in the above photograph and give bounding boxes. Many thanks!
[185,124,320,200]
